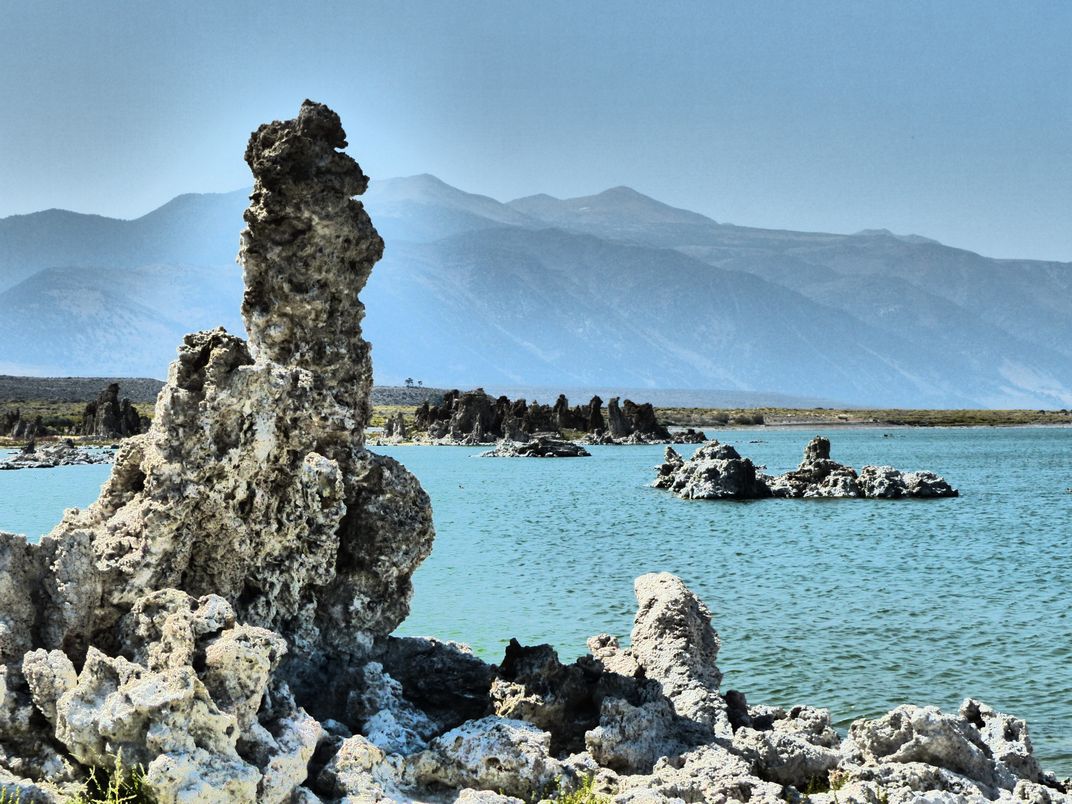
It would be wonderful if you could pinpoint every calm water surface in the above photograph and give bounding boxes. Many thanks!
[2,428,1070,772]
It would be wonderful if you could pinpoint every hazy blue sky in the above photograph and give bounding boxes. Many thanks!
[1,1,1069,260]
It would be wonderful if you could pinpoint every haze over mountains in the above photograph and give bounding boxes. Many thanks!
[1,174,1069,408]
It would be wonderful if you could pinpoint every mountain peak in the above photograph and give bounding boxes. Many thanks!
[597,185,646,198]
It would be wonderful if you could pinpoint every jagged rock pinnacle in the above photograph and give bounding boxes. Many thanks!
[241,99,383,422]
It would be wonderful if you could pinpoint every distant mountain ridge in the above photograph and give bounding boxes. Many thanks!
[1,175,1069,408]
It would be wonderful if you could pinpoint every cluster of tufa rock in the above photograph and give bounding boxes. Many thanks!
[0,103,1061,804]
[78,383,146,438]
[2,383,145,444]
[0,101,433,802]
[0,440,113,470]
[654,435,959,500]
[0,409,42,441]
[412,390,700,446]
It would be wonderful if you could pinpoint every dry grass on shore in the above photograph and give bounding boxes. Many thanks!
[658,406,1072,428]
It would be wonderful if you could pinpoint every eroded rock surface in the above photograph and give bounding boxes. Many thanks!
[655,435,958,501]
[415,389,680,445]
[0,101,433,802]
[652,443,771,500]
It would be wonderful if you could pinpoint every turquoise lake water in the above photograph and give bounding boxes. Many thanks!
[2,428,1070,773]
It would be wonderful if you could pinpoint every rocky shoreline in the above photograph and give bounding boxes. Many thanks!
[0,103,1064,803]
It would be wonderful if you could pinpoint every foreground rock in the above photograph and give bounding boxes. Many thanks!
[479,437,591,458]
[0,440,113,470]
[655,436,958,500]
[0,101,434,802]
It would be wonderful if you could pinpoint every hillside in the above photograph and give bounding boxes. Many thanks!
[1,176,1069,407]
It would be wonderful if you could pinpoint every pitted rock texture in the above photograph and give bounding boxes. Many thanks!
[0,102,433,802]
[23,102,434,684]
[656,435,958,500]
[652,442,771,500]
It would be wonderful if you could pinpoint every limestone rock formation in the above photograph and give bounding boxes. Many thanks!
[0,101,434,801]
[656,436,958,501]
[79,383,144,438]
[770,436,959,499]
[670,428,707,444]
[0,410,43,441]
[652,442,771,500]
[414,390,680,445]
[382,412,407,442]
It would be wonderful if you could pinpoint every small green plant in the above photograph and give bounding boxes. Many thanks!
[0,786,23,803]
[542,774,609,804]
[68,751,152,804]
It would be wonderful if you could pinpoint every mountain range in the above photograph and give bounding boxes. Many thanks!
[1,173,1069,408]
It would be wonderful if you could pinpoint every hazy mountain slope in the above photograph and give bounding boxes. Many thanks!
[0,264,244,377]
[512,187,1072,366]
[363,175,540,244]
[0,190,249,294]
[0,176,1068,407]
[364,227,999,406]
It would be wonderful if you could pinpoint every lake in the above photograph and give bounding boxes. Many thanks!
[2,427,1070,773]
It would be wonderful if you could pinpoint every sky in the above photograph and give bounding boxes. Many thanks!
[1,1,1069,261]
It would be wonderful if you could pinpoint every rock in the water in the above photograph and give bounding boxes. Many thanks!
[670,428,707,444]
[0,441,112,470]
[656,435,958,501]
[479,437,591,458]
[652,440,771,500]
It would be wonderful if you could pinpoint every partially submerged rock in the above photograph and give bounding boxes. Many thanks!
[652,443,771,500]
[656,436,958,500]
[479,437,591,458]
[0,441,112,470]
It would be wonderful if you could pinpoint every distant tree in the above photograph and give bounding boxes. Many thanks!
[404,378,414,388]
[417,380,423,388]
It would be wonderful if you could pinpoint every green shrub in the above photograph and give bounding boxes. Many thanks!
[68,752,152,804]
[543,775,609,803]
